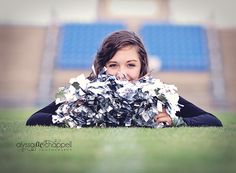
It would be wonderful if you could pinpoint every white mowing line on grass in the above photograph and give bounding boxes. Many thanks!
[88,129,146,173]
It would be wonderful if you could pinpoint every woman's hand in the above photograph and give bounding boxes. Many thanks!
[154,109,172,126]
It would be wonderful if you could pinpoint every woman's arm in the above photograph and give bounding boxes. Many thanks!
[26,97,223,127]
[26,101,60,126]
[176,97,223,127]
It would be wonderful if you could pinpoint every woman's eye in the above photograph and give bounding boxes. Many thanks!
[128,64,136,67]
[108,64,117,68]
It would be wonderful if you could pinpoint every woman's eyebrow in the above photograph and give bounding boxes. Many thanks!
[127,60,138,63]
[107,60,137,64]
[107,61,117,64]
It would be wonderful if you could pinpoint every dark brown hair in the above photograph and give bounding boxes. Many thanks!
[88,30,148,79]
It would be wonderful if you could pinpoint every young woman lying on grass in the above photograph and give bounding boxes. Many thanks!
[26,30,222,128]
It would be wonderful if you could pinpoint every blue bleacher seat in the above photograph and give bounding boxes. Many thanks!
[57,23,126,69]
[139,24,209,71]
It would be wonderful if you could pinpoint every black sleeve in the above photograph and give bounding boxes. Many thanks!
[26,97,223,127]
[176,96,223,127]
[26,101,60,126]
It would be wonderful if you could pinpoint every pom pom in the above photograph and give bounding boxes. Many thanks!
[53,68,182,128]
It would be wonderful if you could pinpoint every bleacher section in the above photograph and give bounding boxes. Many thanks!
[139,24,209,71]
[57,23,126,69]
[52,23,214,110]
[57,23,209,71]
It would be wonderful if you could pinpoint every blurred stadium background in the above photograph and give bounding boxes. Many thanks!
[0,0,236,112]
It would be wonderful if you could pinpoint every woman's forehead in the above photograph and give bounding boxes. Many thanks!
[109,46,139,61]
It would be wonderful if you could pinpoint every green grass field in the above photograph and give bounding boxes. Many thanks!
[0,109,236,173]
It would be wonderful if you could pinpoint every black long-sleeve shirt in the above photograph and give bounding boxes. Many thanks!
[26,96,223,127]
